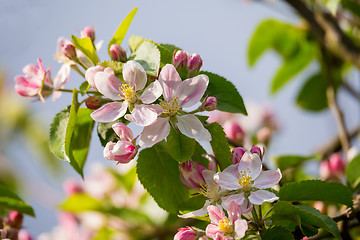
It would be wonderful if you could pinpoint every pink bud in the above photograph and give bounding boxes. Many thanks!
[250,145,264,160]
[63,179,83,195]
[85,65,105,90]
[18,230,33,240]
[256,127,272,144]
[85,96,109,110]
[6,211,23,229]
[223,121,245,144]
[104,141,137,164]
[187,53,203,76]
[112,123,133,142]
[110,44,127,62]
[319,161,331,180]
[329,153,346,174]
[174,227,197,240]
[202,96,217,111]
[172,50,189,70]
[62,43,77,60]
[232,147,245,164]
[81,26,95,42]
[179,160,206,190]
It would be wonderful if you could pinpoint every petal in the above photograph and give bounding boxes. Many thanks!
[94,69,123,100]
[202,169,217,185]
[52,64,70,90]
[205,224,221,239]
[85,65,105,89]
[252,169,282,189]
[248,190,279,205]
[207,205,226,224]
[234,219,248,239]
[138,80,162,104]
[177,114,212,142]
[104,141,136,163]
[227,201,241,223]
[179,200,210,218]
[129,104,158,126]
[123,61,147,91]
[175,74,209,108]
[213,171,240,191]
[90,101,128,122]
[22,63,39,77]
[139,117,170,148]
[221,194,245,211]
[14,76,40,97]
[112,123,133,141]
[238,152,262,180]
[158,64,182,100]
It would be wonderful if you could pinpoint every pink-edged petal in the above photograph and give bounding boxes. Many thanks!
[206,223,221,239]
[253,169,282,189]
[138,80,162,104]
[112,123,133,141]
[52,91,62,102]
[222,194,245,211]
[85,65,105,89]
[234,219,248,239]
[248,190,279,205]
[139,117,170,148]
[53,64,70,90]
[90,101,128,122]
[175,74,209,108]
[123,60,147,91]
[221,163,240,178]
[22,64,39,77]
[238,152,262,180]
[104,141,136,163]
[177,114,211,142]
[94,69,123,100]
[158,64,182,100]
[208,205,226,224]
[202,169,217,185]
[179,200,210,218]
[128,104,158,126]
[214,171,240,191]
[227,201,241,223]
[14,76,39,97]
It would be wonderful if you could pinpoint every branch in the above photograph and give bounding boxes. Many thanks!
[343,81,360,101]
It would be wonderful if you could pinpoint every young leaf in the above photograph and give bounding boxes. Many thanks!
[191,141,210,167]
[136,141,190,214]
[206,123,232,170]
[261,226,295,240]
[71,35,99,65]
[98,60,124,75]
[296,74,328,111]
[279,180,353,207]
[108,8,138,53]
[166,127,196,163]
[79,81,91,96]
[273,155,318,171]
[0,185,35,217]
[129,41,160,77]
[201,71,247,115]
[49,107,71,161]
[345,154,360,190]
[60,193,103,212]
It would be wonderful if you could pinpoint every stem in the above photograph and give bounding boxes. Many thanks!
[75,59,88,71]
[71,65,85,78]
[343,81,360,101]
[262,206,274,220]
[251,205,260,225]
[56,88,99,94]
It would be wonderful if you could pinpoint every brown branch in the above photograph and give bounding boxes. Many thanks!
[343,81,360,101]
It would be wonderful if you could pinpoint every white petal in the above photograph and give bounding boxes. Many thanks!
[52,64,70,90]
[129,104,158,126]
[213,171,240,191]
[123,60,147,91]
[158,64,182,100]
[248,190,279,205]
[221,194,245,210]
[175,74,209,108]
[238,152,262,180]
[90,101,128,122]
[179,200,210,218]
[138,80,162,104]
[202,169,217,185]
[234,219,248,239]
[253,169,282,189]
[139,117,170,148]
[177,115,211,142]
[94,70,123,100]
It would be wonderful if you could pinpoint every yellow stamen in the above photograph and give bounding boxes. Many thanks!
[160,96,181,116]
[119,83,136,103]
[218,218,233,234]
[238,168,252,192]
[200,182,220,202]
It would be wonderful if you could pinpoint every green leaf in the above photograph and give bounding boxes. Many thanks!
[279,180,353,207]
[342,0,360,18]
[136,141,190,214]
[79,81,91,96]
[166,127,195,163]
[60,193,103,212]
[206,123,232,170]
[71,35,99,65]
[296,74,328,111]
[0,185,35,217]
[129,41,160,77]
[326,0,340,14]
[345,154,360,190]
[261,226,295,240]
[273,155,318,170]
[274,201,341,239]
[201,71,247,114]
[108,8,138,53]
[98,60,124,75]
[49,107,71,161]
[191,141,209,167]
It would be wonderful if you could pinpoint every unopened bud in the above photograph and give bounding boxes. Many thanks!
[62,43,77,60]
[202,96,217,111]
[85,65,105,90]
[187,53,203,77]
[319,160,331,180]
[81,26,95,42]
[110,44,127,62]
[250,145,265,160]
[112,123,133,142]
[18,230,33,240]
[179,160,206,190]
[104,141,137,164]
[174,227,197,240]
[172,50,188,70]
[256,126,272,144]
[63,179,83,195]
[85,96,109,110]
[6,211,23,229]
[329,153,346,175]
[232,147,245,164]
[223,121,245,145]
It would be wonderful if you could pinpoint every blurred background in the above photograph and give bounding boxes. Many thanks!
[0,0,359,237]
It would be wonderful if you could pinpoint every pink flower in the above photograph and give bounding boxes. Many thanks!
[18,230,33,240]
[214,152,281,206]
[90,61,162,126]
[206,202,248,240]
[104,123,137,164]
[85,65,105,90]
[139,64,211,148]
[174,227,197,240]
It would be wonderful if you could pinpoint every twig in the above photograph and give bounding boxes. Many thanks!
[343,81,360,101]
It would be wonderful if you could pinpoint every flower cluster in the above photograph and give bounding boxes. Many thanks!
[0,211,33,240]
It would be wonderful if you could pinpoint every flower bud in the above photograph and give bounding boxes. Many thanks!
[18,230,33,240]
[62,43,77,60]
[104,141,137,164]
[110,44,127,62]
[179,160,206,190]
[187,53,202,77]
[6,211,23,229]
[174,227,197,240]
[319,160,331,180]
[112,123,133,142]
[256,126,272,144]
[202,96,217,111]
[63,179,83,195]
[223,121,245,145]
[250,145,264,160]
[85,96,109,110]
[232,147,245,164]
[85,65,105,90]
[328,153,346,175]
[172,50,188,70]
[81,26,95,42]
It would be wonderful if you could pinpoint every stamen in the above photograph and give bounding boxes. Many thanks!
[218,218,233,234]
[238,168,253,191]
[119,83,136,102]
[160,96,181,116]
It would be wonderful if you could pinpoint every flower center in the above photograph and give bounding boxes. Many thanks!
[200,182,220,202]
[238,168,252,192]
[160,96,181,116]
[119,83,136,103]
[218,218,233,234]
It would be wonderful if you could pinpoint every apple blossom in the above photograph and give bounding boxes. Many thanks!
[174,227,197,240]
[172,50,189,70]
[110,44,127,62]
[80,26,95,42]
[179,160,207,190]
[187,53,203,77]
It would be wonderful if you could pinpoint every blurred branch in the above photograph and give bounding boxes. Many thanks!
[343,81,360,101]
